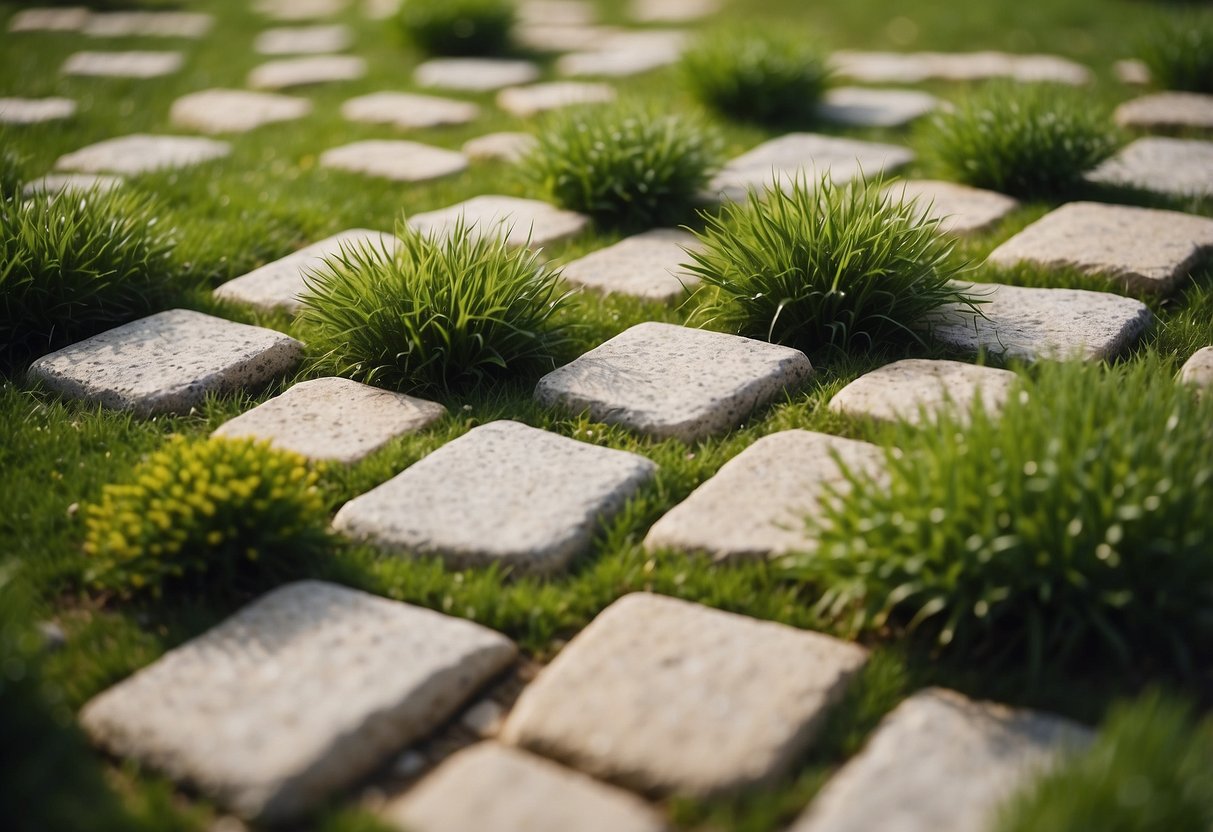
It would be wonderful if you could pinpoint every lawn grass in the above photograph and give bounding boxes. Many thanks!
[2,0,1213,829]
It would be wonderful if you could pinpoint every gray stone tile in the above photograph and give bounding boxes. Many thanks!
[1085,137,1213,199]
[515,24,623,52]
[333,420,656,575]
[534,322,814,442]
[462,131,537,163]
[501,593,868,796]
[81,11,213,38]
[255,0,349,21]
[9,6,89,32]
[1115,92,1213,132]
[0,96,76,125]
[80,581,516,824]
[255,24,352,55]
[406,195,588,248]
[319,140,468,182]
[986,201,1213,296]
[415,58,541,92]
[831,50,1092,85]
[22,172,124,197]
[62,50,184,79]
[790,688,1090,832]
[497,81,616,116]
[645,430,886,561]
[28,309,303,416]
[1180,346,1213,389]
[817,87,940,128]
[248,55,366,89]
[828,359,1017,426]
[341,91,479,129]
[170,89,311,134]
[55,134,230,175]
[884,179,1019,236]
[560,228,702,301]
[628,0,719,22]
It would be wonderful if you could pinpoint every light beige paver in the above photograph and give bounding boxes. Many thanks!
[62,50,184,79]
[516,24,622,52]
[415,57,542,92]
[829,359,1017,426]
[255,24,352,55]
[319,140,468,182]
[248,55,366,89]
[518,0,597,25]
[81,11,212,38]
[462,131,538,163]
[560,229,702,301]
[831,50,1092,85]
[9,6,89,32]
[170,89,311,134]
[406,195,588,248]
[1114,58,1150,86]
[556,30,687,77]
[817,87,940,128]
[1115,92,1213,132]
[1085,137,1213,199]
[629,0,719,23]
[885,179,1019,235]
[497,82,616,116]
[255,0,349,21]
[55,134,230,175]
[0,97,76,125]
[22,173,124,197]
[1179,347,1213,389]
[341,91,479,129]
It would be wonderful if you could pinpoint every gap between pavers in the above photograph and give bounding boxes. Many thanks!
[341,91,479,130]
[884,179,1020,236]
[1085,136,1213,199]
[319,140,468,182]
[55,133,230,175]
[828,358,1017,426]
[559,228,702,302]
[62,50,184,79]
[170,89,312,134]
[405,195,589,248]
[414,58,541,92]
[0,97,76,125]
[255,24,352,55]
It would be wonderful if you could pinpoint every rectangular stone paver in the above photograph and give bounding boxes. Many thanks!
[828,359,1016,426]
[248,55,366,89]
[386,743,667,832]
[535,322,813,442]
[0,97,76,125]
[1085,137,1213,199]
[55,134,230,175]
[28,309,302,416]
[80,581,516,824]
[63,51,184,79]
[341,92,479,129]
[519,0,597,24]
[255,24,352,55]
[830,50,1092,85]
[415,58,541,92]
[1180,346,1213,389]
[170,89,312,134]
[556,31,688,78]
[885,179,1020,236]
[256,0,349,21]
[629,0,719,22]
[817,87,939,128]
[213,377,445,464]
[501,593,868,796]
[82,11,213,38]
[319,140,467,182]
[215,229,397,313]
[986,201,1213,296]
[9,7,90,32]
[516,24,622,53]
[561,229,701,301]
[334,421,656,575]
[406,195,588,248]
[790,688,1090,832]
[497,82,616,116]
[463,132,538,163]
[644,430,886,562]
[22,173,124,197]
[1115,92,1213,132]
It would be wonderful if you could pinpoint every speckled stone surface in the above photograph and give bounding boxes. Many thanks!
[501,593,868,796]
[415,58,541,92]
[0,97,76,124]
[708,133,915,202]
[556,30,687,77]
[830,50,1092,85]
[341,91,479,129]
[28,309,303,416]
[497,82,616,116]
[1086,137,1213,199]
[9,6,90,32]
[629,0,719,22]
[248,55,366,89]
[81,11,212,38]
[535,323,814,442]
[1179,347,1213,389]
[22,172,124,196]
[255,0,349,21]
[516,24,622,52]
[55,133,230,175]
[333,421,656,575]
[215,229,396,313]
[62,50,184,78]
[319,140,467,182]
[1115,92,1213,132]
[644,431,886,561]
[789,688,1091,832]
[255,24,352,55]
[561,229,701,301]
[406,195,588,248]
[817,87,939,128]
[462,131,537,163]
[884,179,1019,235]
[926,282,1151,362]
[213,378,445,464]
[829,359,1016,426]
[986,201,1213,296]
[80,581,516,824]
[386,743,667,832]
[170,89,311,134]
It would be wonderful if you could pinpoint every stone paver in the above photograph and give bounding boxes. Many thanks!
[248,55,366,89]
[560,229,702,301]
[1180,347,1213,389]
[0,97,76,125]
[556,30,687,78]
[1114,58,1150,86]
[708,133,915,202]
[415,58,541,92]
[387,743,666,832]
[333,421,656,575]
[82,11,213,38]
[406,195,589,248]
[817,87,940,128]
[63,50,184,79]
[501,593,868,796]
[497,82,616,116]
[256,0,349,21]
[215,229,397,313]
[319,140,468,182]
[645,430,886,561]
[22,173,124,197]
[828,359,1017,426]
[341,92,479,129]
[80,581,516,824]
[885,179,1019,235]
[55,134,230,175]
[364,0,402,19]
[516,24,623,53]
[1115,92,1213,132]
[170,89,311,134]
[213,377,445,464]
[926,282,1151,362]
[629,0,719,22]
[463,131,538,163]
[9,6,90,32]
[986,201,1213,296]
[831,50,1092,85]
[28,309,302,416]
[790,688,1090,832]
[534,322,814,442]
[1085,137,1213,199]
[255,24,352,55]
[519,0,597,25]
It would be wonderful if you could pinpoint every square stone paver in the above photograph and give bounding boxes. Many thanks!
[170,89,311,134]
[1086,137,1213,199]
[80,581,516,824]
[1180,347,1213,388]
[560,228,702,301]
[790,688,1090,832]
[830,50,1092,85]
[256,0,349,21]
[1114,92,1213,132]
[386,743,666,832]
[55,134,230,175]
[885,179,1019,236]
[22,173,124,197]
[497,82,616,116]
[828,359,1017,426]
[213,377,445,464]
[255,24,352,55]
[333,420,656,575]
[817,87,940,128]
[629,0,719,22]
[463,131,538,163]
[62,50,184,79]
[81,11,213,38]
[214,229,397,313]
[406,195,589,248]
[986,201,1213,296]
[248,55,366,89]
[9,7,90,32]
[415,58,542,92]
[319,140,467,182]
[926,282,1151,362]
[0,97,76,125]
[341,92,479,129]
[534,322,814,442]
[501,592,868,796]
[28,309,303,416]
[644,430,887,561]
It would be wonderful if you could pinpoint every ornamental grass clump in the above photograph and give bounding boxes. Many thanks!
[688,175,973,352]
[924,82,1120,197]
[794,357,1213,673]
[397,0,514,55]
[1138,13,1213,93]
[83,436,328,598]
[524,103,722,229]
[300,218,572,394]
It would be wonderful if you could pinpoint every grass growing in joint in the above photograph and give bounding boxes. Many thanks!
[1137,12,1213,94]
[396,0,516,56]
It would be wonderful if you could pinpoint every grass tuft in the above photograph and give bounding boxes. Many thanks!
[1138,12,1213,93]
[396,0,515,56]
